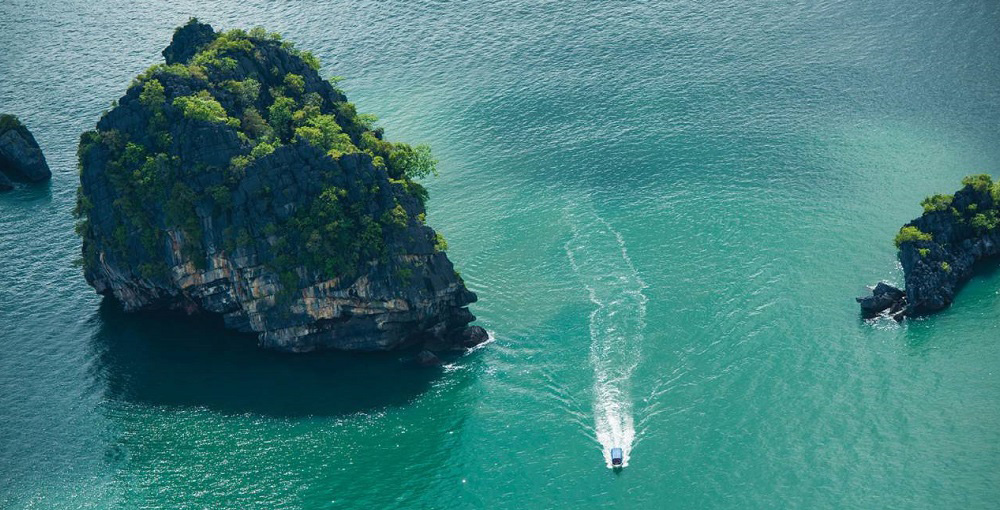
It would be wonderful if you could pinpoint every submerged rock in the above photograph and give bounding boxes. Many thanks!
[415,350,442,367]
[0,172,12,192]
[0,114,51,186]
[861,174,1000,318]
[76,20,481,352]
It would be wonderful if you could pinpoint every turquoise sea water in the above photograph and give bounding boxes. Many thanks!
[2,0,1000,507]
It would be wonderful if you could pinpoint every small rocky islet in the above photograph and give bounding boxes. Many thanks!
[0,113,51,191]
[74,19,486,353]
[859,174,1000,320]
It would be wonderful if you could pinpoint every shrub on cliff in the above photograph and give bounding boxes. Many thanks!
[894,226,932,248]
[173,91,236,126]
[970,211,1000,232]
[920,193,953,213]
[961,174,993,193]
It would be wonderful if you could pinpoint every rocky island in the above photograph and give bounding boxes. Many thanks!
[859,174,1000,319]
[0,114,51,191]
[75,19,486,352]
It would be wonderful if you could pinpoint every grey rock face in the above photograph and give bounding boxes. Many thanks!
[0,114,51,183]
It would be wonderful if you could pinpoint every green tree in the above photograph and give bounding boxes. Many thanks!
[388,143,437,180]
[241,108,271,139]
[223,78,261,106]
[962,174,993,192]
[920,194,953,213]
[139,79,165,107]
[284,73,305,94]
[268,96,297,139]
[294,114,356,157]
[173,91,230,124]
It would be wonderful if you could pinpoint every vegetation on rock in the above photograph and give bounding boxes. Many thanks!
[74,19,485,352]
[893,226,932,248]
[920,193,952,213]
[76,18,443,283]
[894,174,1000,250]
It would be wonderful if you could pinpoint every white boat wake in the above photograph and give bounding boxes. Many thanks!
[564,204,647,469]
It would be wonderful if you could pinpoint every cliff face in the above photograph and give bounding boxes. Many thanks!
[76,20,485,352]
[859,175,1000,318]
[0,114,51,189]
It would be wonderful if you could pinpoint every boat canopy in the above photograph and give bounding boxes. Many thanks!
[610,448,623,466]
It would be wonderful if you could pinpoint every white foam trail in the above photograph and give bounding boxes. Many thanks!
[563,204,647,468]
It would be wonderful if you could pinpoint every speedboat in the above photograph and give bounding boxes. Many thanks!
[610,447,623,467]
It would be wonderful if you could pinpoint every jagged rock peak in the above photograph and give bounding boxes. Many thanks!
[162,18,218,66]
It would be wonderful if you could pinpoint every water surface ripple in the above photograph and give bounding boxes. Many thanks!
[2,0,1000,508]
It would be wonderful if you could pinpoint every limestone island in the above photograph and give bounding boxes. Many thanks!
[0,114,51,191]
[75,19,487,352]
[859,174,1000,320]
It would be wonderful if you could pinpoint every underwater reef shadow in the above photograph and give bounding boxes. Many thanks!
[88,299,444,418]
[0,178,52,204]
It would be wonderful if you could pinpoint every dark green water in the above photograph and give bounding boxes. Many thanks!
[2,1,1000,508]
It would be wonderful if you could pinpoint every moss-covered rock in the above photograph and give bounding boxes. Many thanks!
[76,19,485,352]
